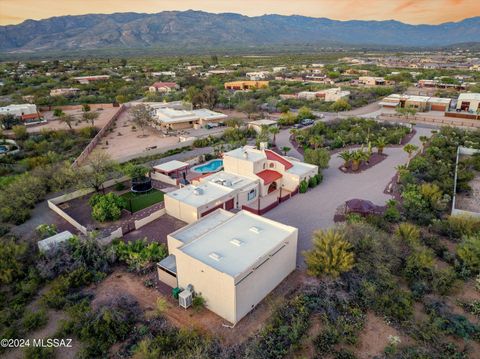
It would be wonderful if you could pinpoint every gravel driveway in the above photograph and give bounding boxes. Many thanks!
[265,126,433,267]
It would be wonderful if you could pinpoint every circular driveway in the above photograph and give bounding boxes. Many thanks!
[264,126,433,266]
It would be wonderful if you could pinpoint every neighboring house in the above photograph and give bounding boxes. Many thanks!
[318,88,350,102]
[151,71,176,78]
[152,160,190,186]
[358,76,387,86]
[152,107,228,130]
[246,71,270,81]
[456,93,480,112]
[73,75,110,84]
[379,94,452,112]
[0,103,42,123]
[50,88,80,97]
[164,146,318,223]
[417,79,467,90]
[148,82,179,93]
[157,209,298,324]
[224,81,269,90]
[247,119,278,134]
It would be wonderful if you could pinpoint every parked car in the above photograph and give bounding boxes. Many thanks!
[300,119,315,126]
[293,123,304,129]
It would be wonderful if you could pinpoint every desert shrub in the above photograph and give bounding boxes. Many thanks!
[299,179,309,193]
[305,229,354,278]
[114,182,126,191]
[456,235,480,276]
[426,301,480,340]
[435,215,480,240]
[314,327,339,354]
[63,295,141,358]
[37,236,112,280]
[192,294,206,312]
[89,192,127,222]
[112,239,167,273]
[23,346,55,359]
[0,238,28,285]
[304,148,330,169]
[384,200,401,223]
[21,309,48,332]
[308,175,318,188]
[461,300,480,318]
[35,224,57,239]
[334,349,357,359]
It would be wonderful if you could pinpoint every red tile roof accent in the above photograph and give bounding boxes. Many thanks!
[256,170,282,185]
[21,113,40,120]
[265,149,293,170]
[151,82,178,88]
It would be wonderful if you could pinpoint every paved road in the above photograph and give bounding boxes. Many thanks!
[265,126,434,267]
[275,128,303,160]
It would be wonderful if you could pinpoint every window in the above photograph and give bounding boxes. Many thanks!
[269,163,275,168]
[248,188,256,201]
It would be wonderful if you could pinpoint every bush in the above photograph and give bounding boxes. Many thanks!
[114,182,126,191]
[112,238,167,273]
[36,224,57,239]
[89,193,127,222]
[299,179,309,193]
[305,229,354,278]
[192,294,206,312]
[308,176,318,188]
[24,346,55,359]
[304,148,330,169]
[456,235,480,276]
[22,309,48,332]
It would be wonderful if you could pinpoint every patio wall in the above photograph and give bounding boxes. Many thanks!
[134,208,166,230]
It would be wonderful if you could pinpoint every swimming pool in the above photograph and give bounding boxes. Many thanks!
[192,159,224,173]
[0,145,8,154]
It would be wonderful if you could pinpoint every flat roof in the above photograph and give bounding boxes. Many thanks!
[224,146,267,162]
[174,209,297,278]
[458,93,480,101]
[427,97,452,104]
[166,181,233,207]
[287,160,318,175]
[248,119,277,126]
[158,254,177,274]
[202,171,258,191]
[154,160,189,173]
[192,109,228,120]
[37,230,73,251]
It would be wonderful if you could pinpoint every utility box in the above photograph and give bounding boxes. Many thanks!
[179,289,193,309]
[172,287,182,299]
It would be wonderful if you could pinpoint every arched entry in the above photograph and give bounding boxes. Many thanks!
[268,181,277,193]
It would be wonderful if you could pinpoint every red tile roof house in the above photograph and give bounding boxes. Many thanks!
[149,82,180,93]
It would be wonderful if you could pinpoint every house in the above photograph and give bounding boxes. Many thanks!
[164,146,318,223]
[223,146,318,198]
[165,171,259,223]
[152,160,190,186]
[148,82,179,93]
[0,103,41,123]
[224,81,269,91]
[379,94,452,112]
[246,71,270,81]
[73,75,110,84]
[50,88,80,97]
[456,93,480,112]
[417,79,467,90]
[152,107,228,130]
[358,76,387,86]
[151,71,176,78]
[247,119,278,134]
[157,209,298,324]
[318,88,350,102]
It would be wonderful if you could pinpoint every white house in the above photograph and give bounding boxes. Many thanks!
[157,209,298,324]
[148,82,179,93]
[456,93,480,112]
[152,107,228,130]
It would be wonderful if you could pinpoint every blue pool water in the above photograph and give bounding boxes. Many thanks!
[0,145,8,154]
[192,159,223,173]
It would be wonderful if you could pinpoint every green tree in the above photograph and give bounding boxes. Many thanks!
[331,99,351,112]
[297,106,314,121]
[339,150,353,168]
[304,148,330,170]
[82,111,100,127]
[309,135,324,149]
[59,113,76,130]
[89,192,127,222]
[130,104,152,137]
[269,126,280,145]
[281,146,291,155]
[12,125,28,140]
[202,86,218,110]
[0,238,27,284]
[376,137,387,155]
[403,143,419,165]
[77,152,116,192]
[278,111,297,126]
[305,229,354,277]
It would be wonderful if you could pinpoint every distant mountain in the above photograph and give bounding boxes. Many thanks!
[1,11,479,53]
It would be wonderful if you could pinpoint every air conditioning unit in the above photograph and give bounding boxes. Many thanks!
[179,289,193,309]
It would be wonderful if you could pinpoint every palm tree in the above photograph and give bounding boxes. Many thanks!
[59,114,76,130]
[281,146,291,156]
[376,137,387,155]
[339,150,352,168]
[304,229,354,278]
[419,136,428,153]
[403,144,419,166]
[269,126,280,145]
[351,150,369,171]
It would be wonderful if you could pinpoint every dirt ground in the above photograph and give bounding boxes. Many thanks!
[26,107,118,133]
[90,267,306,346]
[354,312,411,359]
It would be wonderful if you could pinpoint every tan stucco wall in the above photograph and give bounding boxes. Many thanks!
[234,229,298,323]
[164,195,199,224]
[176,251,237,323]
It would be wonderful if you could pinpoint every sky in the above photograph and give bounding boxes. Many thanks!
[1,0,479,26]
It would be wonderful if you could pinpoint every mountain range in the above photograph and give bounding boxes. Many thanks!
[1,11,479,53]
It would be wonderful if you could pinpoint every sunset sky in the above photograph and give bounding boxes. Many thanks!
[1,0,479,26]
